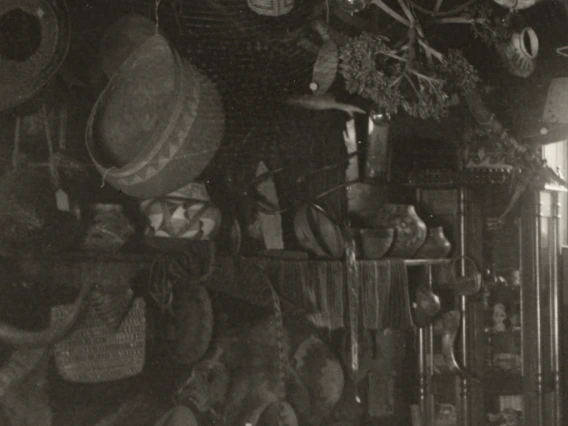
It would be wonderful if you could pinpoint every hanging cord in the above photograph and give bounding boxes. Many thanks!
[344,226,360,377]
[40,104,61,189]
[254,264,287,426]
[11,116,21,170]
[148,241,216,315]
[154,0,162,33]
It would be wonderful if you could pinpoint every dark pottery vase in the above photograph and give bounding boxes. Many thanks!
[414,226,452,259]
[372,204,427,258]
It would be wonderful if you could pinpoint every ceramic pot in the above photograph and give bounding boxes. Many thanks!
[292,336,345,421]
[82,203,134,251]
[414,226,452,259]
[294,203,344,258]
[491,0,543,9]
[154,406,198,426]
[497,27,539,78]
[352,227,394,259]
[371,204,427,258]
[249,401,298,426]
[335,0,369,13]
[140,182,221,241]
[247,0,293,16]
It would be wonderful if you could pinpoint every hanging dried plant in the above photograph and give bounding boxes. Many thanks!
[338,32,479,120]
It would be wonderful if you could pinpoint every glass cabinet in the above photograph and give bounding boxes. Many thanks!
[416,185,563,426]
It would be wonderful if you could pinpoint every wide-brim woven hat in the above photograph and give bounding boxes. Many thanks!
[0,0,70,112]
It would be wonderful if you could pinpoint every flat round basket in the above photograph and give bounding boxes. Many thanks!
[51,297,146,383]
[0,0,70,111]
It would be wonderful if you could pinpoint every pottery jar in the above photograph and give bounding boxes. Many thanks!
[497,27,539,78]
[247,0,293,16]
[414,226,452,259]
[371,204,427,258]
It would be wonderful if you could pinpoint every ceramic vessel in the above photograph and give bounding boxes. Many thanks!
[140,182,221,240]
[497,27,539,78]
[250,401,298,426]
[352,227,394,259]
[247,0,293,16]
[335,0,369,13]
[491,0,543,9]
[293,336,345,419]
[82,203,134,251]
[154,406,198,426]
[414,226,452,259]
[371,204,427,258]
[294,203,344,258]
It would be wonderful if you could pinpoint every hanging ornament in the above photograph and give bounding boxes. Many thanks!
[370,109,391,125]
[335,0,369,14]
[310,21,338,96]
[496,27,539,78]
[491,0,545,10]
[247,0,294,17]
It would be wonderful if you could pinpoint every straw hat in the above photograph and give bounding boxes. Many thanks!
[0,0,70,112]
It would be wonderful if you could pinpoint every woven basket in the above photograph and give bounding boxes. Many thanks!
[0,0,70,111]
[86,34,225,199]
[51,297,146,383]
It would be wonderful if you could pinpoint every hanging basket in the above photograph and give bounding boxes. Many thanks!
[51,297,146,383]
[0,0,70,111]
[99,12,157,79]
[86,34,225,199]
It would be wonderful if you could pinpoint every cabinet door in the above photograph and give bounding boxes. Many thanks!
[520,189,562,426]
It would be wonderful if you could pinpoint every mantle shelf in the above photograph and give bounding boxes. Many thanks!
[28,247,453,267]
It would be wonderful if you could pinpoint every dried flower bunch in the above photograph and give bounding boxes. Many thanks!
[339,32,479,120]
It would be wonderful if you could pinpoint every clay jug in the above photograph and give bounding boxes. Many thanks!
[414,226,452,259]
[372,204,427,258]
[497,27,539,78]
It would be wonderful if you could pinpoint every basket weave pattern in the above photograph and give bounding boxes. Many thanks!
[51,298,146,383]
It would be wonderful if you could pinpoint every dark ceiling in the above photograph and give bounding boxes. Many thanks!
[4,0,568,151]
[57,0,568,128]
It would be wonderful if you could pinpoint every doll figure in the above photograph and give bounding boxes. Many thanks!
[492,303,508,332]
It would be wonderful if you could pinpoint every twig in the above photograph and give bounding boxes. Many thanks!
[434,0,444,13]
[418,39,444,61]
[396,0,415,24]
[41,104,60,189]
[378,50,408,62]
[372,0,411,27]
[434,17,487,24]
[409,0,480,17]
[404,73,421,96]
[410,69,442,83]
[59,103,67,151]
[390,27,416,89]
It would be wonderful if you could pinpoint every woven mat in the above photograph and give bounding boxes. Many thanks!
[51,297,146,383]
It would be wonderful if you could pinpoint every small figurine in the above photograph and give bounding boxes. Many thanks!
[492,303,509,332]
